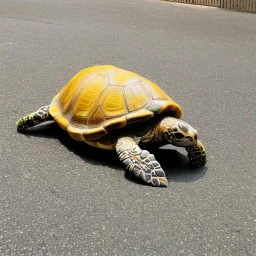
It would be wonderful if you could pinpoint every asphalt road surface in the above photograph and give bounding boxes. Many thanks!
[1,0,256,255]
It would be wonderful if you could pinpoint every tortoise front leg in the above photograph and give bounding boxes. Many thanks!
[186,140,207,167]
[16,105,53,130]
[116,136,168,187]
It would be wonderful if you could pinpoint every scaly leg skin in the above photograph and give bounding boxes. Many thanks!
[16,105,52,131]
[116,136,168,187]
[186,140,207,168]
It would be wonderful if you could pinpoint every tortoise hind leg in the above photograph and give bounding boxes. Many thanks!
[16,105,53,130]
[116,136,168,187]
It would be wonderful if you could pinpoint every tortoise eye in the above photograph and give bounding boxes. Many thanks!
[186,136,193,142]
[175,133,184,140]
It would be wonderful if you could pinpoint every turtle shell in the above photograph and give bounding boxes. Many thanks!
[49,65,182,145]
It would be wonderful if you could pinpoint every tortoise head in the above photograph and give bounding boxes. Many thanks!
[161,117,198,147]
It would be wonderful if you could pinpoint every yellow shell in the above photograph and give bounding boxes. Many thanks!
[49,65,182,148]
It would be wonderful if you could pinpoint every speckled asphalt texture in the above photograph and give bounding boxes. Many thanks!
[1,0,256,255]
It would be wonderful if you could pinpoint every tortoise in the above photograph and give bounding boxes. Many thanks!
[17,65,207,187]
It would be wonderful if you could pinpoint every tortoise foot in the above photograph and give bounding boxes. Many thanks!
[121,147,168,187]
[16,106,51,130]
[186,140,207,168]
[116,137,168,187]
[16,113,36,130]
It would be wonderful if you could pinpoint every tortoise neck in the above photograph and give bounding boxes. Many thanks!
[140,117,167,145]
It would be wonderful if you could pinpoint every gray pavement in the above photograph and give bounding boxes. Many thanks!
[1,0,256,255]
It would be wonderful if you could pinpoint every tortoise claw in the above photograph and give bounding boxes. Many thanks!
[159,177,168,187]
[152,176,168,187]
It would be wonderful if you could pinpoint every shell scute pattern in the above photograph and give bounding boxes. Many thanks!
[72,75,108,125]
[87,106,105,126]
[108,70,141,87]
[49,65,182,145]
[100,86,127,118]
[141,77,170,100]
[124,82,152,111]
